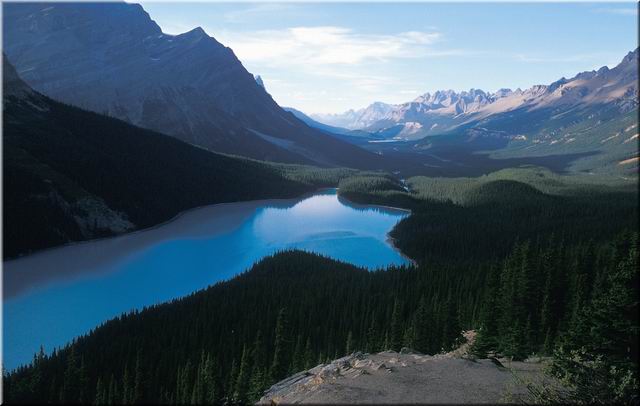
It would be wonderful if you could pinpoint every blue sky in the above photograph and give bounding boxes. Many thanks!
[140,2,638,114]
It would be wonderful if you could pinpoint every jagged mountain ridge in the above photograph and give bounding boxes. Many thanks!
[284,107,354,136]
[311,102,396,130]
[3,2,382,169]
[310,49,638,142]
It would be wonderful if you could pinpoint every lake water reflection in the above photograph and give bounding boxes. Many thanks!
[3,189,409,370]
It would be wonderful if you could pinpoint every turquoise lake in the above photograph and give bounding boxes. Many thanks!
[3,189,410,370]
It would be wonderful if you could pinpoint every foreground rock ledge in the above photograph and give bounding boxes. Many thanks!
[259,332,549,404]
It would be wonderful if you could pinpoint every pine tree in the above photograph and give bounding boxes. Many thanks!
[190,378,199,404]
[541,328,553,355]
[177,359,193,404]
[413,297,432,354]
[30,346,45,401]
[402,325,415,349]
[122,363,131,404]
[345,331,354,355]
[248,366,266,403]
[389,300,403,351]
[366,313,379,353]
[132,352,143,403]
[94,377,105,405]
[303,337,314,369]
[498,243,530,360]
[190,352,206,404]
[48,372,58,403]
[440,296,461,352]
[549,233,639,403]
[61,346,80,403]
[538,246,555,352]
[270,308,292,381]
[247,330,267,402]
[78,356,88,403]
[226,358,238,402]
[291,334,304,372]
[107,375,117,405]
[471,265,501,357]
[234,346,251,404]
[201,353,217,404]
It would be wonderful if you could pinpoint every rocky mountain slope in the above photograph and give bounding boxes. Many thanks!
[260,331,551,404]
[311,49,638,144]
[2,56,320,258]
[284,107,354,136]
[311,102,396,131]
[3,2,382,169]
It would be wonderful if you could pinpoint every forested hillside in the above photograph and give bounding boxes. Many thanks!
[339,168,639,402]
[339,168,637,264]
[4,169,637,404]
[3,59,349,259]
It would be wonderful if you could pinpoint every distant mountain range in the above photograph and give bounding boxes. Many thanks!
[311,102,396,131]
[3,2,637,178]
[311,49,638,142]
[284,107,354,136]
[3,2,382,169]
[282,106,378,137]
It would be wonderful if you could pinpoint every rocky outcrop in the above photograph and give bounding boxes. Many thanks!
[259,331,551,404]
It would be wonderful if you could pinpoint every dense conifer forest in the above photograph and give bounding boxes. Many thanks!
[339,169,637,264]
[4,169,638,404]
[3,88,353,259]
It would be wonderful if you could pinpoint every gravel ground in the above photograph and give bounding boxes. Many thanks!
[259,332,550,404]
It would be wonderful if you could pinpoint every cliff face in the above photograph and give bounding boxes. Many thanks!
[3,2,383,168]
[259,331,550,404]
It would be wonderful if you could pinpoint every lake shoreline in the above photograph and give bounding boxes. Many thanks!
[335,191,416,267]
[4,189,414,371]
[4,188,326,263]
[4,187,415,300]
[3,192,317,300]
[4,186,414,268]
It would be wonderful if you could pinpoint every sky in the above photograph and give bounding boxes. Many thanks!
[139,2,638,114]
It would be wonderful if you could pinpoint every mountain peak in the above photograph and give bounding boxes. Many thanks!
[622,47,639,64]
[185,26,207,37]
[3,54,32,98]
[255,75,265,89]
[3,2,381,169]
[493,88,513,98]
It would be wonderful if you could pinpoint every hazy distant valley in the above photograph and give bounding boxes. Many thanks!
[295,49,638,177]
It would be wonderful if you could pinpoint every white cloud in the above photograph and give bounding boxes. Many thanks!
[222,4,300,24]
[216,26,442,66]
[514,52,612,63]
[594,7,637,16]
